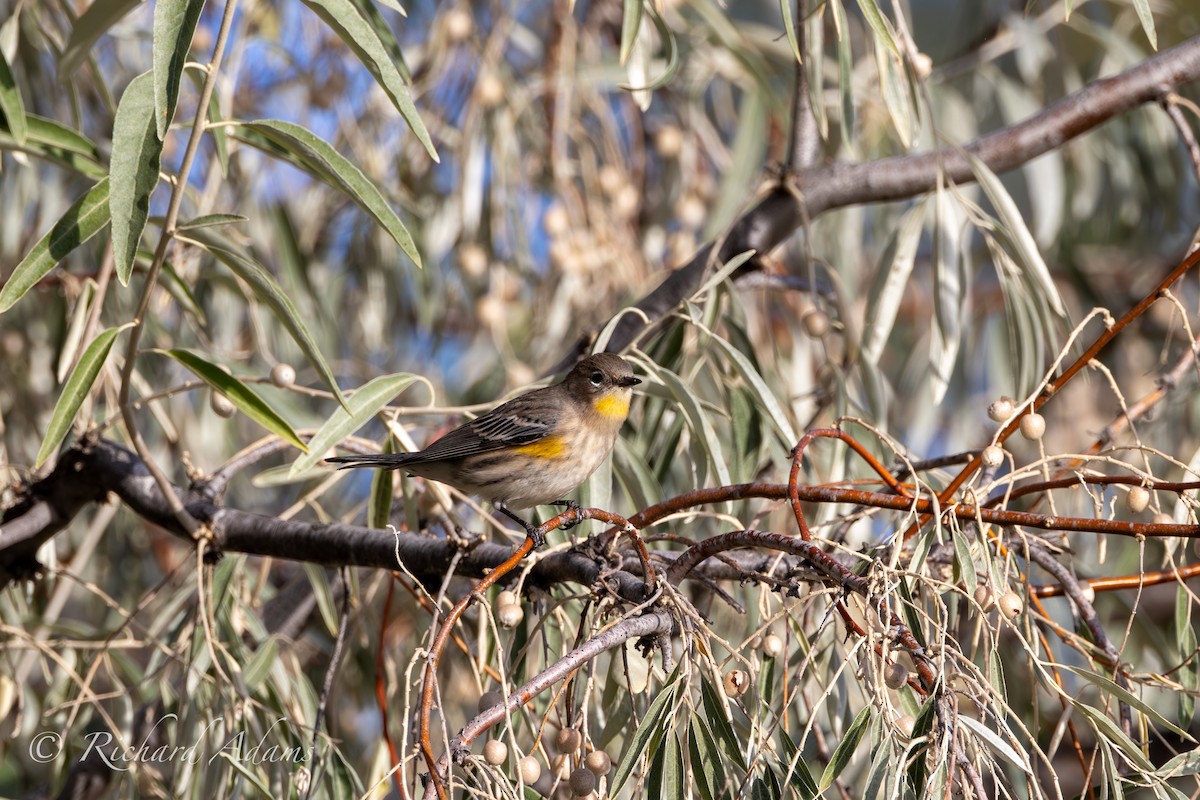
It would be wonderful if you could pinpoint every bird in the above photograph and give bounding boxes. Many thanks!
[326,353,641,544]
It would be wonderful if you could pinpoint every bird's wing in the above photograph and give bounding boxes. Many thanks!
[404,395,558,463]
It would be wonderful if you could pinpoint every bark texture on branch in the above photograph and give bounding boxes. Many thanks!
[553,36,1200,370]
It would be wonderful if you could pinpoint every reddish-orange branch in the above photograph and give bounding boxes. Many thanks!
[1031,562,1200,598]
[901,247,1200,541]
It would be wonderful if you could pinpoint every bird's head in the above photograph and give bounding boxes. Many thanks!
[565,353,641,421]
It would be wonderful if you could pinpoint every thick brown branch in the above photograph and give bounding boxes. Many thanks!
[561,37,1200,365]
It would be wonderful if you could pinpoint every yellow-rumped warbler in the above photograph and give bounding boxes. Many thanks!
[326,353,640,540]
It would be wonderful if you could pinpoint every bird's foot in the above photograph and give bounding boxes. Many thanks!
[497,505,545,548]
[550,499,583,530]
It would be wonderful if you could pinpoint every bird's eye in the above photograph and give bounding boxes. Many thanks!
[589,370,604,386]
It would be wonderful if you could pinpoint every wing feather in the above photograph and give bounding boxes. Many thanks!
[402,394,558,463]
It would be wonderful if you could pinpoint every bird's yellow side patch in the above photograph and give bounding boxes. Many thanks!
[592,392,630,420]
[513,434,568,459]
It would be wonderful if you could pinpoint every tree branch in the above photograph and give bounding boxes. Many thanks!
[560,37,1200,366]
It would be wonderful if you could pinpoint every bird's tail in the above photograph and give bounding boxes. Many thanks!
[325,453,414,470]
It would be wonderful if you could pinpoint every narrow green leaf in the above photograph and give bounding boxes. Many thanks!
[617,4,680,94]
[896,575,927,649]
[0,49,27,145]
[806,3,828,138]
[177,213,249,231]
[35,325,130,467]
[642,361,731,489]
[152,0,204,138]
[646,732,684,800]
[59,0,142,78]
[347,0,410,80]
[1059,665,1192,739]
[779,0,802,64]
[818,705,871,792]
[243,636,279,693]
[706,330,797,447]
[159,348,308,452]
[619,0,643,65]
[688,717,724,800]
[368,437,396,529]
[1178,620,1197,723]
[1153,748,1200,778]
[989,649,1006,698]
[950,526,976,596]
[699,675,747,771]
[193,239,350,411]
[609,675,680,795]
[1132,0,1157,50]
[967,154,1065,316]
[291,372,417,476]
[956,715,1030,771]
[0,115,106,177]
[832,0,855,155]
[56,279,97,383]
[0,177,111,314]
[110,71,163,284]
[26,115,102,158]
[856,0,900,56]
[238,120,421,267]
[906,694,939,793]
[862,200,927,363]
[1073,700,1156,772]
[297,0,437,161]
[778,729,818,799]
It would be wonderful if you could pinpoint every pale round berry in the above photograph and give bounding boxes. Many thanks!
[459,244,489,279]
[987,397,1014,422]
[556,727,582,754]
[981,445,1005,469]
[476,71,505,108]
[497,603,524,628]
[518,755,541,784]
[884,661,909,690]
[497,590,518,607]
[723,668,749,697]
[1153,512,1175,525]
[475,295,505,327]
[613,184,640,220]
[675,194,706,229]
[569,767,597,796]
[655,125,683,158]
[1019,412,1046,441]
[911,51,933,79]
[997,591,1024,619]
[552,753,571,779]
[598,165,624,197]
[762,634,784,658]
[1125,485,1151,514]
[483,739,508,765]
[973,585,995,612]
[210,392,235,418]
[895,714,915,736]
[270,363,296,387]
[442,7,473,42]
[802,310,830,339]
[1077,583,1096,604]
[584,750,611,777]
[543,204,570,237]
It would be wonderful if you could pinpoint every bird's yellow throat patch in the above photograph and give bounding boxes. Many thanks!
[513,434,568,459]
[593,392,630,420]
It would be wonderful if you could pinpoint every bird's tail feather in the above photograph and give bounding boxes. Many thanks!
[325,453,413,470]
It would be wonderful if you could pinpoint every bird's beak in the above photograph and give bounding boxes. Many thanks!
[619,376,642,387]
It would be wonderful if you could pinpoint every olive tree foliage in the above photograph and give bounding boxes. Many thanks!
[3,0,1200,798]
